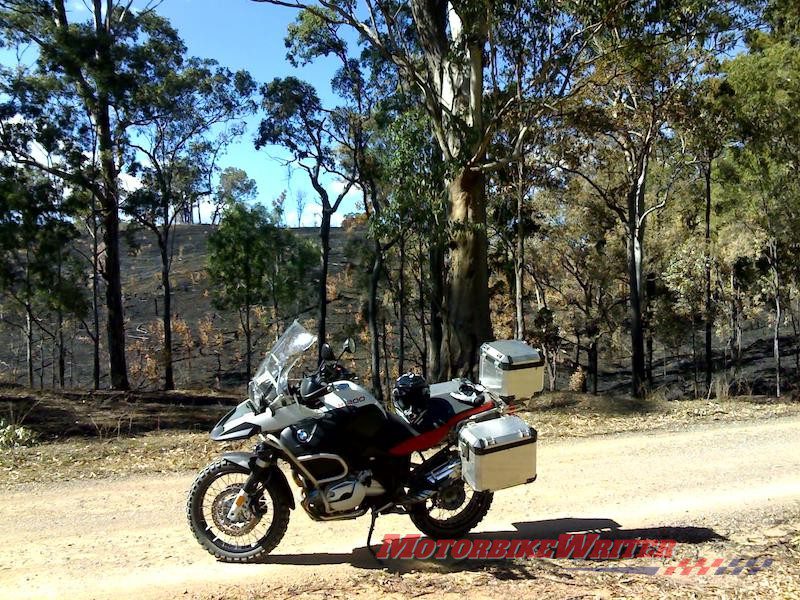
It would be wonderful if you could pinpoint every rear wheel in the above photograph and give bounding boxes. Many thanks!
[187,460,290,563]
[409,479,493,538]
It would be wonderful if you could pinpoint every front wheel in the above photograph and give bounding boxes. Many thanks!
[409,480,493,538]
[187,460,290,563]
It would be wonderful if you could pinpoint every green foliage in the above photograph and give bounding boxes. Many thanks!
[0,418,37,448]
[207,201,317,319]
[0,167,87,320]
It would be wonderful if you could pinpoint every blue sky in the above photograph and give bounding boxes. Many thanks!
[73,0,363,226]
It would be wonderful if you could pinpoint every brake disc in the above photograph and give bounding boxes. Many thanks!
[434,481,467,511]
[210,484,260,536]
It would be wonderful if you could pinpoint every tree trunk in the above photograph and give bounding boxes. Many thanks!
[98,106,129,390]
[381,316,391,401]
[627,232,647,398]
[245,303,252,382]
[39,338,44,390]
[775,293,781,398]
[589,339,598,395]
[159,241,175,391]
[91,207,101,389]
[626,161,648,398]
[398,237,406,375]
[368,241,384,401]
[771,240,781,398]
[514,163,526,340]
[442,169,492,379]
[318,210,331,360]
[429,237,445,381]
[704,165,713,392]
[692,325,698,398]
[418,236,428,379]
[56,249,65,387]
[25,306,33,388]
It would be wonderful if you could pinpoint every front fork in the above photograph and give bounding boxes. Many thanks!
[226,441,274,522]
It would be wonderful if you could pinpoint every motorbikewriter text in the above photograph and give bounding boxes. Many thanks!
[376,533,676,560]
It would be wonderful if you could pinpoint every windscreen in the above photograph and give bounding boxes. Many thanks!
[252,320,316,394]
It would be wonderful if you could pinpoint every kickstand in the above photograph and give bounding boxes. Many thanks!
[366,508,384,565]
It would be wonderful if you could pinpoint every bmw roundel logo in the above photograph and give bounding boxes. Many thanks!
[296,428,310,443]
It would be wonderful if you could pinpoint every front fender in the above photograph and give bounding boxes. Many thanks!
[220,451,295,509]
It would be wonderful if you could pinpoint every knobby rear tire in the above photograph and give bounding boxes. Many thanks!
[187,460,291,563]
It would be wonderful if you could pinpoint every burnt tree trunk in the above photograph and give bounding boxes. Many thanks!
[90,204,101,389]
[704,165,713,392]
[514,162,526,340]
[770,239,781,398]
[398,236,406,374]
[429,237,445,381]
[159,240,175,391]
[368,241,384,401]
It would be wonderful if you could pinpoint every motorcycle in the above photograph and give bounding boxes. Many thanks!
[187,320,538,562]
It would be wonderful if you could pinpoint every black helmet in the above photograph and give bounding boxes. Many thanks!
[392,373,429,412]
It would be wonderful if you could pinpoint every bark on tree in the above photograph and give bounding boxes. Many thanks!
[514,171,526,340]
[704,164,713,392]
[769,239,781,398]
[626,165,649,398]
[442,169,492,379]
[158,240,175,390]
[25,305,33,388]
[368,243,384,401]
[85,1,130,390]
[89,203,101,389]
[398,236,406,374]
[318,210,332,360]
[429,238,445,381]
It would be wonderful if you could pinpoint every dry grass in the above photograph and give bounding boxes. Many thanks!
[0,431,246,488]
[519,392,800,441]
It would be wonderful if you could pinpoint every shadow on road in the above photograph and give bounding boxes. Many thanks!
[255,517,726,573]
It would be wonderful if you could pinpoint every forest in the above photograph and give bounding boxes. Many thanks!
[1,0,799,402]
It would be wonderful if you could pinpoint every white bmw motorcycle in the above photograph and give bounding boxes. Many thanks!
[187,321,539,562]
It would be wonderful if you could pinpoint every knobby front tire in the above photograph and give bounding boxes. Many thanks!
[187,460,291,563]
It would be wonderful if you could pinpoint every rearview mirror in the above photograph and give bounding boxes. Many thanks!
[320,343,335,361]
[342,337,355,354]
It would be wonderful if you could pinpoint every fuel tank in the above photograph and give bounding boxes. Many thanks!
[281,402,414,465]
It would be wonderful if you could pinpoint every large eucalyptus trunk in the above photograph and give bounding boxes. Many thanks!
[626,170,648,399]
[442,169,493,379]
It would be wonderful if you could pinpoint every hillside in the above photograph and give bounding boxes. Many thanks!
[0,223,369,392]
[0,222,797,398]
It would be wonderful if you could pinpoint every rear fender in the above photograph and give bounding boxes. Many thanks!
[220,451,295,509]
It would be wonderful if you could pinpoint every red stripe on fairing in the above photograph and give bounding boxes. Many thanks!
[388,401,495,456]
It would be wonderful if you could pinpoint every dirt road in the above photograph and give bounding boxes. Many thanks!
[2,416,799,599]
